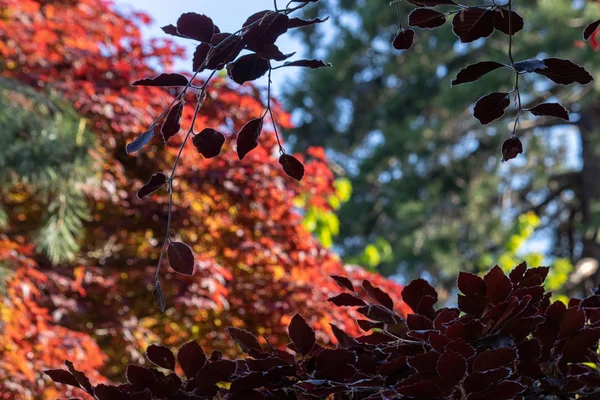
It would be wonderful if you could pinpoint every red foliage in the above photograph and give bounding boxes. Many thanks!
[46,263,600,399]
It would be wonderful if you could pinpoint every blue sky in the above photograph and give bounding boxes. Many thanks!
[117,0,305,94]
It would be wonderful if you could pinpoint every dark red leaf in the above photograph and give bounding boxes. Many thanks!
[473,92,510,125]
[328,293,367,307]
[251,43,295,61]
[225,327,262,353]
[451,61,506,86]
[357,319,384,331]
[407,314,433,330]
[509,262,527,284]
[437,351,467,385]
[132,73,188,87]
[529,103,570,121]
[279,154,305,181]
[397,382,442,398]
[196,360,236,385]
[237,118,263,160]
[362,280,394,310]
[280,59,331,69]
[227,54,270,84]
[242,11,288,48]
[288,314,316,356]
[501,137,523,162]
[65,361,93,393]
[492,9,524,35]
[584,19,600,40]
[534,58,594,85]
[559,307,585,338]
[330,324,356,348]
[452,8,494,43]
[193,128,225,158]
[177,340,207,379]
[330,275,355,292]
[146,345,175,371]
[288,17,329,29]
[137,173,167,199]
[167,241,195,276]
[315,349,356,381]
[463,367,511,393]
[161,24,185,38]
[402,278,438,313]
[194,34,245,72]
[161,101,183,142]
[392,29,415,50]
[473,347,517,371]
[176,13,214,42]
[407,352,440,374]
[44,369,80,388]
[466,380,526,400]
[457,272,486,296]
[484,266,512,304]
[408,8,447,29]
[126,365,157,388]
[458,294,486,316]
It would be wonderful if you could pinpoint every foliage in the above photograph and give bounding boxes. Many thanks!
[0,0,410,398]
[46,262,600,399]
[285,0,600,292]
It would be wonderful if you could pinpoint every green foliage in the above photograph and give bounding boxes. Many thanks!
[287,0,600,291]
[0,78,99,264]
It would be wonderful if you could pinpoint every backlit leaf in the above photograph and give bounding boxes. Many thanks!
[167,241,195,276]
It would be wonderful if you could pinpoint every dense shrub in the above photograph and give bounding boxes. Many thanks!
[46,263,600,399]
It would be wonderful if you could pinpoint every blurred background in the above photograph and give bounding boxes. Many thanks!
[0,0,599,398]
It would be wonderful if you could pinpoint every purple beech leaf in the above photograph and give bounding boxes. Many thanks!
[167,241,195,276]
[137,172,167,199]
[279,154,305,181]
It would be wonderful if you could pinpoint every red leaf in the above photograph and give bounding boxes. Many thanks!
[529,103,569,121]
[392,29,415,50]
[407,314,433,330]
[225,327,262,353]
[408,8,447,29]
[132,73,188,87]
[176,13,214,42]
[559,307,585,338]
[196,360,236,385]
[457,272,486,296]
[288,314,315,356]
[237,118,263,160]
[437,350,467,385]
[584,19,600,40]
[534,58,594,85]
[279,154,305,181]
[126,129,154,154]
[451,61,506,86]
[193,128,225,158]
[146,344,175,371]
[161,101,183,143]
[463,367,511,393]
[280,59,332,69]
[492,9,524,35]
[402,278,438,313]
[167,241,195,276]
[288,17,329,29]
[458,293,486,316]
[466,380,526,400]
[501,137,523,162]
[137,173,167,199]
[473,92,510,125]
[452,8,494,43]
[226,54,270,84]
[177,340,207,379]
[327,293,367,307]
[65,361,93,393]
[362,280,394,310]
[126,365,156,388]
[330,275,355,292]
[43,369,80,388]
[509,262,527,284]
[242,11,288,49]
[484,266,512,304]
[330,324,356,348]
[473,347,517,371]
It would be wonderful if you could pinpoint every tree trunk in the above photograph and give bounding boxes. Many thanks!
[577,99,600,293]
